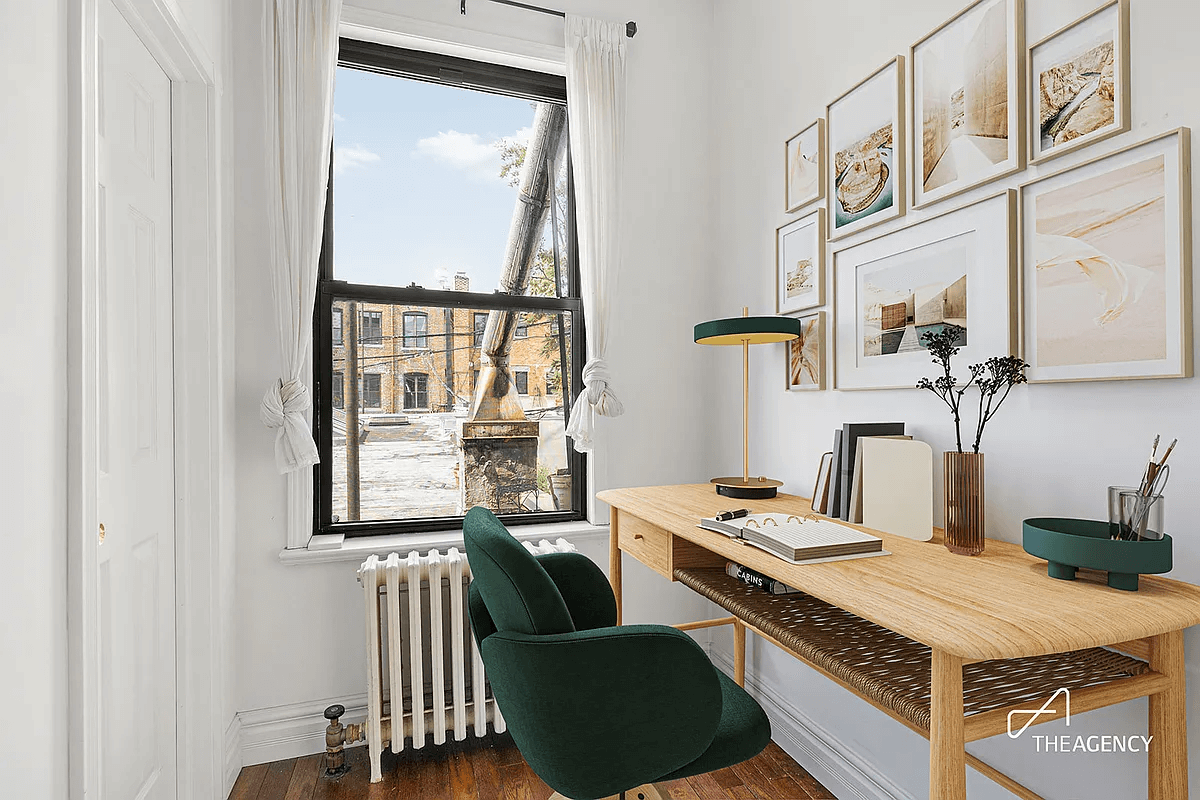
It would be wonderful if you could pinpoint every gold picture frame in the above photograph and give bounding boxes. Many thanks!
[1027,0,1131,166]
[1018,128,1192,383]
[776,209,825,315]
[826,56,906,241]
[785,119,825,213]
[909,0,1026,210]
[785,311,827,391]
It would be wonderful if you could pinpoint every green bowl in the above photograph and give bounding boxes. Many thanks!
[1022,517,1173,592]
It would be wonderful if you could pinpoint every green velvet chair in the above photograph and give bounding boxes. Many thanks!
[464,506,771,800]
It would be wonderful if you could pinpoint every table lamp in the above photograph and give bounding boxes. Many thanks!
[694,307,802,499]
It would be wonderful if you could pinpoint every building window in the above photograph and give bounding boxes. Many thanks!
[332,371,344,409]
[361,373,382,409]
[402,311,428,349]
[314,41,585,535]
[361,310,383,347]
[473,312,488,347]
[404,373,429,410]
[332,308,343,346]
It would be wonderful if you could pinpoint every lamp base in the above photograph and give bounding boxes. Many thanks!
[710,476,783,499]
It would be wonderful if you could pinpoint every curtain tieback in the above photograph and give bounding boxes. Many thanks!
[580,358,623,417]
[260,378,320,473]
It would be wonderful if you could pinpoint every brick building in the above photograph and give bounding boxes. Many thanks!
[329,273,566,416]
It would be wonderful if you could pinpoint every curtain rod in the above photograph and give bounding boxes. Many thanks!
[460,0,638,38]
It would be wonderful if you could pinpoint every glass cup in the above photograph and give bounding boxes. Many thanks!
[1107,485,1165,541]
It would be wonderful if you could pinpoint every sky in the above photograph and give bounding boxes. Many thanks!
[331,66,538,292]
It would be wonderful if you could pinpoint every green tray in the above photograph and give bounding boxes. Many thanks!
[1022,517,1173,592]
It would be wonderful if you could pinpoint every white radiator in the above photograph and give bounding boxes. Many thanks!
[357,540,575,783]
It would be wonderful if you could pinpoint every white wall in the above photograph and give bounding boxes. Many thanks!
[710,0,1200,797]
[0,1,69,796]
[231,0,721,756]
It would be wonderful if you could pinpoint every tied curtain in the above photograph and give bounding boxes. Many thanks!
[563,15,628,454]
[258,0,343,473]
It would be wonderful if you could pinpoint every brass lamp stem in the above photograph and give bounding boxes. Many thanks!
[742,306,749,483]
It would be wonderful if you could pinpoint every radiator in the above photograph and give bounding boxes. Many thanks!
[357,540,575,783]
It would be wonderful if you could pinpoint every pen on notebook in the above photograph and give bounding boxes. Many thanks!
[715,508,750,521]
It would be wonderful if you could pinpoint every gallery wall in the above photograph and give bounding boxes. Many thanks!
[709,0,1200,797]
[230,0,722,765]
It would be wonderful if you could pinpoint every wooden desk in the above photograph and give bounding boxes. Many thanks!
[598,484,1200,800]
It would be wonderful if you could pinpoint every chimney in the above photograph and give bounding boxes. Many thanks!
[454,272,469,292]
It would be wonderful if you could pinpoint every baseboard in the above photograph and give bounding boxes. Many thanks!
[238,694,368,767]
[707,645,917,800]
[224,715,243,798]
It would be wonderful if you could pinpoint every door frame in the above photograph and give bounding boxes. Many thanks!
[67,1,229,799]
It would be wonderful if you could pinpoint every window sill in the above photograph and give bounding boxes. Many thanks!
[278,519,611,566]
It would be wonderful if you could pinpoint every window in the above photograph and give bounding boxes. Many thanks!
[361,310,383,347]
[314,41,585,536]
[361,373,382,409]
[473,313,488,347]
[404,373,429,409]
[402,312,428,349]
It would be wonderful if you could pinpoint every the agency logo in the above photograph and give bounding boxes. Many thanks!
[1008,688,1153,753]
[1007,688,1070,739]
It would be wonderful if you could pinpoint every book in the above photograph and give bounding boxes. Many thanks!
[828,430,844,519]
[699,513,883,561]
[840,423,905,520]
[726,561,799,595]
[860,438,934,541]
[848,435,912,524]
[811,452,833,515]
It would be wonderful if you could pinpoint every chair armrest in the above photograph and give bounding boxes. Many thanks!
[481,624,722,800]
[534,551,617,631]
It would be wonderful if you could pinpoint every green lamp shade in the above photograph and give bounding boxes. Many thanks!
[694,315,802,346]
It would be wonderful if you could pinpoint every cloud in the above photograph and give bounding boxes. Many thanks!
[333,112,346,123]
[413,126,535,182]
[334,144,380,176]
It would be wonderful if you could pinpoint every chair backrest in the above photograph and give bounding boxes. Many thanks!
[462,506,575,637]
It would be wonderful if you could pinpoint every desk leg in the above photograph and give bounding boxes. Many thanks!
[1149,630,1187,798]
[610,508,622,626]
[733,619,746,687]
[930,649,966,800]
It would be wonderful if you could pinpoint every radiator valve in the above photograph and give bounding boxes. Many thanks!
[324,704,364,776]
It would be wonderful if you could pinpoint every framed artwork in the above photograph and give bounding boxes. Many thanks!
[786,312,827,391]
[910,0,1025,209]
[785,119,824,213]
[776,209,825,314]
[1028,0,1130,165]
[1019,129,1192,383]
[826,57,905,240]
[833,190,1016,390]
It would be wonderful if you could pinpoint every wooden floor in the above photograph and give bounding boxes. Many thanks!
[231,734,836,800]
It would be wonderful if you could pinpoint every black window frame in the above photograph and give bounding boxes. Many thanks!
[360,310,383,347]
[472,312,488,347]
[332,308,343,346]
[360,373,382,409]
[313,39,587,537]
[402,311,429,349]
[513,368,530,396]
[404,372,430,410]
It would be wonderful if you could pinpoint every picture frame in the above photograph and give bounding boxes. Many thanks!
[910,0,1025,209]
[776,209,825,314]
[1018,128,1192,384]
[826,57,906,241]
[785,119,825,213]
[833,190,1017,390]
[785,311,827,391]
[1028,0,1130,166]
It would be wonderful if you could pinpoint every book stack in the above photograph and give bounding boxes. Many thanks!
[812,422,906,522]
[726,561,798,595]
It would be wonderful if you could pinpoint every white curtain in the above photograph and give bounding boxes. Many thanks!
[258,0,343,473]
[563,15,628,454]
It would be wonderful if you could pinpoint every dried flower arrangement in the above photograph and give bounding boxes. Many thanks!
[916,325,1028,454]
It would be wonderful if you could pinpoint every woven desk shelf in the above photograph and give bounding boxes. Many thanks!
[674,567,1149,732]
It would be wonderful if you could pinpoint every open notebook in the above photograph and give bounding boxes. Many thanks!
[699,513,886,563]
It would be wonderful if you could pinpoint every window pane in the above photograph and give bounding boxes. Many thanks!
[332,67,569,296]
[403,312,428,349]
[362,311,383,346]
[332,371,344,409]
[330,299,575,521]
[332,309,343,346]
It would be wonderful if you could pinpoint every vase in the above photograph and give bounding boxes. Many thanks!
[944,452,985,555]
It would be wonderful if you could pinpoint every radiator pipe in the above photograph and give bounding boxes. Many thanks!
[324,701,499,775]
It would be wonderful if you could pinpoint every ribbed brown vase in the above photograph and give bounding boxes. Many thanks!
[944,452,985,555]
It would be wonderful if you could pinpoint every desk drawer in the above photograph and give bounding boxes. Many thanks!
[618,514,671,579]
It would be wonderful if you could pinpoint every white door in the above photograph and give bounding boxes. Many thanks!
[96,0,178,797]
